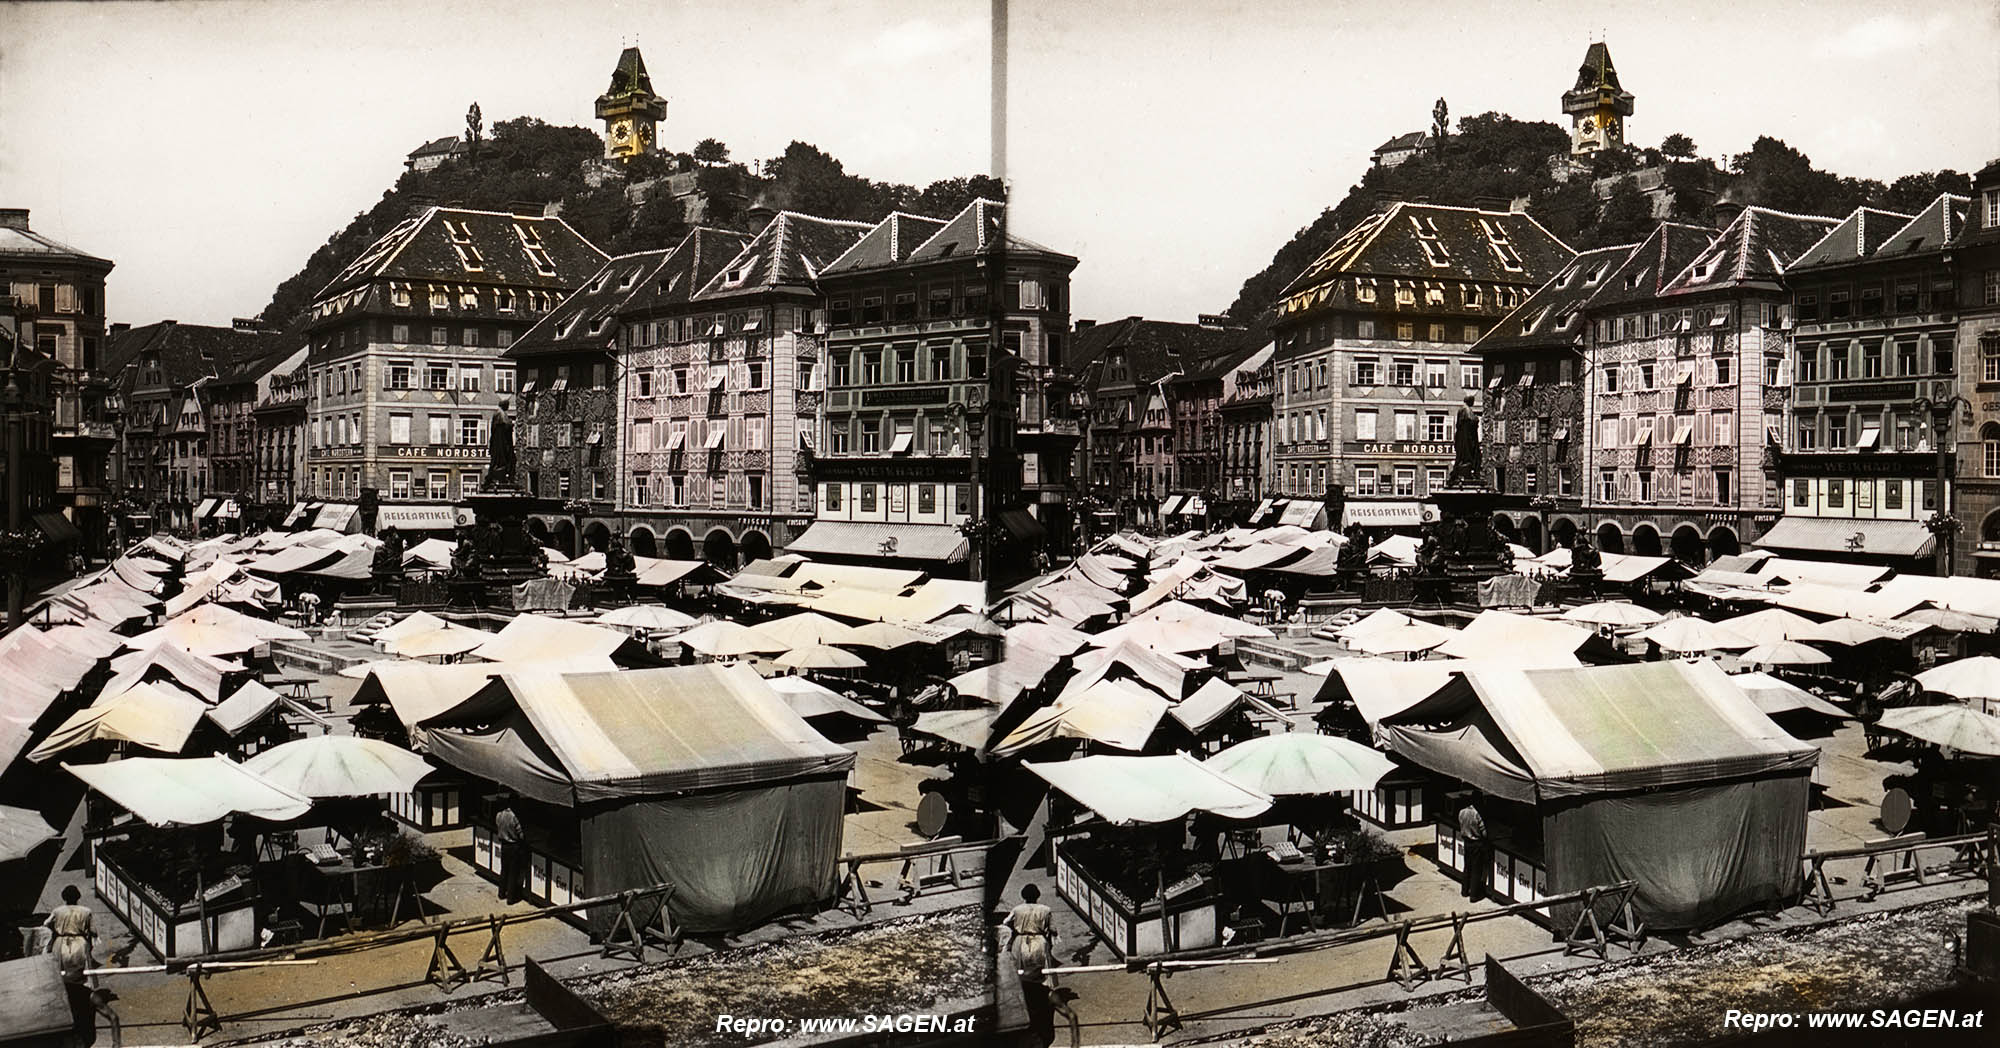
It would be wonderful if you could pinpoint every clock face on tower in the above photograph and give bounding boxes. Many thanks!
[638,122,653,147]
[613,123,630,142]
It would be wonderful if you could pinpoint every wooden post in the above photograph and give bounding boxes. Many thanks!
[425,923,469,992]
[1385,920,1426,991]
[474,914,509,985]
[1437,912,1473,984]
[1141,962,1180,1041]
[182,964,222,1040]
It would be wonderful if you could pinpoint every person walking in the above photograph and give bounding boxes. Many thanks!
[494,803,528,904]
[45,885,97,1039]
[1457,797,1491,902]
[1005,884,1077,1046]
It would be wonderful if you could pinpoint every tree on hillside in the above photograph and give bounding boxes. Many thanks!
[1730,136,1848,216]
[1661,133,1697,159]
[693,138,730,165]
[911,175,1004,218]
[1879,170,1973,214]
[1589,178,1656,247]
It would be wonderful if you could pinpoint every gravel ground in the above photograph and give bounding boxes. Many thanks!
[572,905,988,1046]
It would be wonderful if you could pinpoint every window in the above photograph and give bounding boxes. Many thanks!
[428,470,450,500]
[495,368,514,393]
[1393,467,1417,496]
[1859,285,1884,317]
[1934,337,1955,375]
[1793,478,1811,507]
[747,360,765,389]
[1795,292,1819,323]
[1797,419,1817,451]
[460,367,481,393]
[1885,479,1904,510]
[862,353,883,385]
[1640,363,1655,389]
[1828,415,1847,449]
[1427,323,1445,342]
[428,415,450,445]
[1356,281,1377,303]
[1354,467,1378,496]
[1599,417,1618,449]
[1715,356,1731,385]
[1425,411,1447,442]
[858,483,878,513]
[1394,283,1415,305]
[1459,363,1481,390]
[1396,321,1414,341]
[1392,359,1416,386]
[389,413,411,445]
[1985,335,2000,383]
[454,416,479,446]
[860,297,885,324]
[1354,410,1377,441]
[1827,478,1845,509]
[1828,288,1852,319]
[636,370,653,398]
[1986,424,2000,479]
[1863,341,1883,378]
[1426,467,1447,494]
[1600,470,1618,502]
[386,360,414,390]
[895,349,916,383]
[1795,345,1817,383]
[1354,358,1378,386]
[745,415,767,451]
[425,363,450,390]
[1357,320,1376,339]
[1602,365,1620,393]
[861,420,881,453]
[823,483,842,511]
[1637,471,1654,502]
[1393,411,1416,441]
[1425,361,1447,388]
[1827,344,1850,380]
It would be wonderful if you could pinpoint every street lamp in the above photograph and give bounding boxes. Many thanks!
[1913,395,1972,577]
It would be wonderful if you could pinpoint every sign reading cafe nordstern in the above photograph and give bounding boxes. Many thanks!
[393,446,488,459]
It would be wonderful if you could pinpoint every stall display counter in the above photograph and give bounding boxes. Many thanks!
[1348,771,1431,830]
[94,849,258,959]
[389,774,469,831]
[1053,840,1221,959]
[1433,815,1548,921]
[471,820,584,909]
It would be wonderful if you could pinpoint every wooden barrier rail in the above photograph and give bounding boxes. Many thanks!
[88,881,680,1039]
[833,836,1005,915]
[1799,826,1995,916]
[1037,879,1641,1040]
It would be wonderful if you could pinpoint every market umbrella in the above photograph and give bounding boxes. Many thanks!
[1916,656,2000,712]
[384,623,496,658]
[1737,640,1833,667]
[242,736,434,798]
[591,604,699,631]
[1876,705,2000,758]
[1793,618,1894,647]
[1634,617,1754,655]
[0,805,59,863]
[931,612,1006,639]
[1347,618,1456,657]
[1719,608,1821,647]
[1202,733,1397,796]
[1561,602,1664,628]
[775,643,869,671]
[673,620,790,658]
[750,612,858,648]
[843,621,930,649]
[767,676,886,722]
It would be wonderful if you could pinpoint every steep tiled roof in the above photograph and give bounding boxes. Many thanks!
[1874,194,1969,257]
[1475,243,1640,354]
[601,47,657,102]
[1789,206,1916,271]
[822,212,950,274]
[691,212,871,299]
[103,321,291,391]
[508,249,673,359]
[1073,318,1259,389]
[1182,337,1266,381]
[623,227,752,313]
[1572,42,1623,93]
[316,206,606,301]
[1659,206,1839,296]
[1278,202,1573,302]
[1581,222,1715,309]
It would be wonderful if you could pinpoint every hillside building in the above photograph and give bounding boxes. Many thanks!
[1953,160,2000,577]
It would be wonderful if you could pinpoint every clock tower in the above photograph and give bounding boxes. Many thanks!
[1562,41,1635,158]
[596,46,667,161]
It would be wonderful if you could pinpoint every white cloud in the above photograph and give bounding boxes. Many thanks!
[1823,11,1952,58]
[843,17,983,68]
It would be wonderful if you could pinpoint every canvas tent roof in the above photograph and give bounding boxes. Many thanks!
[27,682,206,761]
[1026,753,1273,824]
[1379,660,1818,803]
[1437,610,1595,660]
[420,664,855,806]
[353,662,511,728]
[992,679,1170,755]
[208,680,285,735]
[469,614,645,665]
[103,643,228,703]
[65,756,312,826]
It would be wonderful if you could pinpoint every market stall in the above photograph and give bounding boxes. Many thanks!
[1027,753,1271,958]
[1378,660,1818,929]
[413,663,855,934]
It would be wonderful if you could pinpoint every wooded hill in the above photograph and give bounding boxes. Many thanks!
[1223,114,1975,322]
[259,117,1001,328]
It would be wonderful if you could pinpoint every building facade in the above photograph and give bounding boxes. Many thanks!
[1218,345,1276,516]
[253,358,310,510]
[1166,336,1263,525]
[302,205,603,521]
[1954,160,2000,577]
[204,331,300,528]
[806,200,1074,578]
[1268,202,1571,528]
[1770,197,1968,573]
[1578,206,1837,562]
[0,208,116,554]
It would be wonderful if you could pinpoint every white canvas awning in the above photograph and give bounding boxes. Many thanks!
[1026,753,1273,824]
[65,756,313,826]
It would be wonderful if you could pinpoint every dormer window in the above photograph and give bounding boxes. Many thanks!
[619,268,639,290]
[1625,267,1647,290]
[430,286,449,310]
[1584,263,1608,285]
[724,255,759,287]
[452,243,484,272]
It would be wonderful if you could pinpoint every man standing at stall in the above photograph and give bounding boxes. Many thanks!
[495,803,528,904]
[1458,797,1491,902]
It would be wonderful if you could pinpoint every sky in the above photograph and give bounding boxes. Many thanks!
[0,0,991,327]
[3,1,1993,331]
[1003,0,2000,324]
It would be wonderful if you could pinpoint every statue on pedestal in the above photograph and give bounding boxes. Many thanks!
[449,524,485,580]
[1448,395,1483,488]
[371,527,405,592]
[484,401,516,493]
[604,536,637,582]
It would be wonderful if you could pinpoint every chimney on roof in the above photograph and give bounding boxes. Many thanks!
[232,318,271,333]
[0,209,28,230]
[1710,198,1748,229]
[110,322,129,335]
[1473,195,1510,213]
[1371,190,1401,211]
[509,200,548,218]
[1074,319,1095,331]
